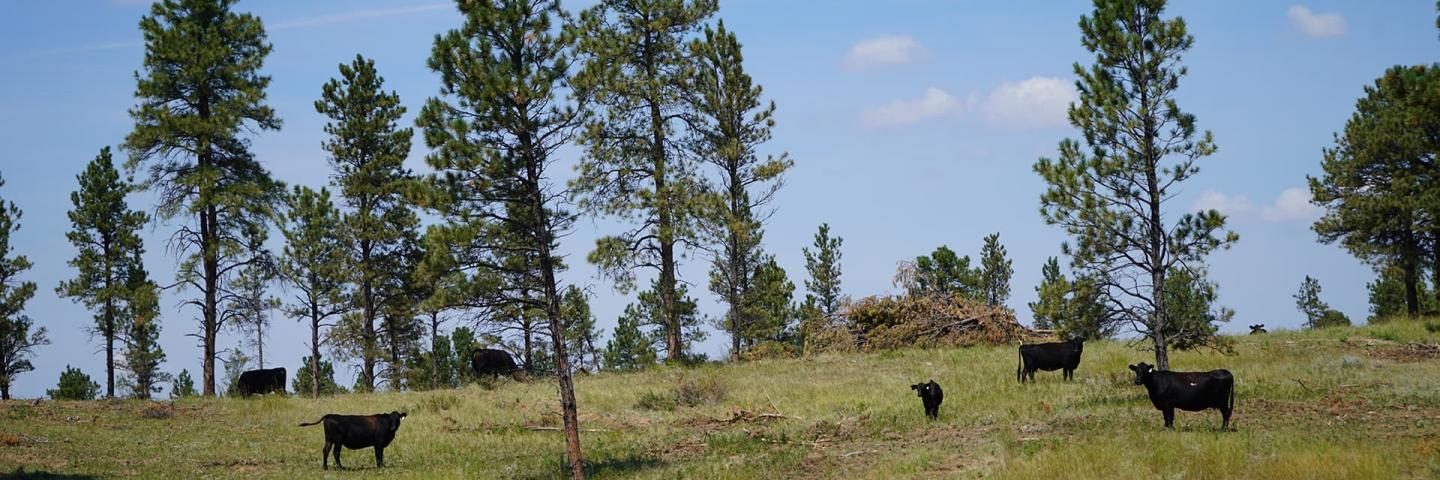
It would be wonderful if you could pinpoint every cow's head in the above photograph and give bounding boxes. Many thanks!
[910,381,936,398]
[1127,363,1154,385]
[1069,337,1085,350]
[388,411,407,433]
[1249,324,1266,333]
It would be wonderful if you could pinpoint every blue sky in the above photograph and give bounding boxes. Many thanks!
[0,1,1433,399]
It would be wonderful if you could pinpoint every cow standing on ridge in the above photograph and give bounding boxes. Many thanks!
[1017,338,1084,383]
[236,367,286,396]
[470,348,520,379]
[1249,324,1267,335]
[1128,362,1235,430]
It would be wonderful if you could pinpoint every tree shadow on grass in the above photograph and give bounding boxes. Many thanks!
[2,468,101,479]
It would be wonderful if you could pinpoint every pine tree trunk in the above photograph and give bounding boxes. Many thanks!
[649,97,680,362]
[105,302,115,399]
[430,317,440,390]
[311,309,320,399]
[257,322,264,369]
[361,258,376,392]
[1403,256,1420,317]
[527,156,585,480]
[1,382,9,400]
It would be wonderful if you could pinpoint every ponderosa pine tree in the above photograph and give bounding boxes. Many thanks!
[170,369,196,398]
[604,307,658,372]
[979,233,1013,308]
[802,223,844,318]
[279,186,347,399]
[1034,0,1236,370]
[57,147,149,398]
[561,286,602,373]
[48,366,100,401]
[416,1,587,474]
[690,20,793,358]
[744,257,796,346]
[125,0,284,396]
[909,245,980,299]
[1310,65,1440,317]
[0,173,47,400]
[315,54,417,392]
[571,0,718,363]
[1028,257,1116,340]
[120,250,168,399]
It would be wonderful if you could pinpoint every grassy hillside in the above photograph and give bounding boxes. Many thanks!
[3,321,1439,479]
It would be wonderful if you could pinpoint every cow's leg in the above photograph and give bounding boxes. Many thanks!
[1162,408,1175,429]
[334,444,343,469]
[375,446,384,468]
[322,442,331,470]
[1064,368,1071,381]
[1220,406,1232,431]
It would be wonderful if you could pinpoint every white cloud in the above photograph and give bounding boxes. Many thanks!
[978,77,1076,129]
[860,87,960,129]
[1288,5,1348,38]
[1193,187,1321,222]
[843,35,926,72]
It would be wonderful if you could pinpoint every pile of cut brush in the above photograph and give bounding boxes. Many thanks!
[820,293,1046,352]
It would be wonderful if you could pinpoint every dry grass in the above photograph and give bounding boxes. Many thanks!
[2,320,1438,479]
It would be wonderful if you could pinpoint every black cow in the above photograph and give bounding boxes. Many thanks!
[1128,362,1234,430]
[1017,338,1084,383]
[1249,324,1267,335]
[470,348,520,379]
[910,380,943,420]
[299,411,408,469]
[236,367,286,396]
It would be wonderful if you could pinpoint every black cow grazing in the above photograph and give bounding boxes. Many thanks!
[1128,363,1234,430]
[1249,324,1267,335]
[299,411,408,470]
[470,348,520,379]
[236,367,286,396]
[1017,338,1084,383]
[910,380,943,420]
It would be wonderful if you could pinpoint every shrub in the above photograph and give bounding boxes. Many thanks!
[739,341,796,361]
[635,375,727,411]
[1425,321,1440,334]
[414,393,460,413]
[139,402,173,419]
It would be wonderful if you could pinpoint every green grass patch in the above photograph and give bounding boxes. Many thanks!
[1,319,1437,478]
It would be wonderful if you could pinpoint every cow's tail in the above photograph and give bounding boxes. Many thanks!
[298,414,332,427]
[1016,348,1022,383]
[1228,375,1236,414]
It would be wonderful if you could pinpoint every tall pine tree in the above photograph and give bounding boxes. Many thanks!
[417,1,588,474]
[315,54,417,392]
[1034,0,1236,369]
[1310,65,1440,317]
[279,186,347,399]
[691,20,793,358]
[57,146,149,398]
[124,0,284,395]
[571,0,718,362]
